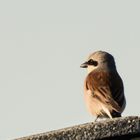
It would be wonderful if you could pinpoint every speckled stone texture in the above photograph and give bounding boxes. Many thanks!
[15,116,140,140]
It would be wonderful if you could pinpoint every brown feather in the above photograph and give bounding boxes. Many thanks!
[85,70,125,117]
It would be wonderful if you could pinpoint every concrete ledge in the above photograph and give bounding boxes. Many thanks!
[15,116,140,140]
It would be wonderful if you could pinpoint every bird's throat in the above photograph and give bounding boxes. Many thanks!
[87,66,96,74]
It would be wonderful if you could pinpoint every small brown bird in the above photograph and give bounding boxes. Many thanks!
[81,51,126,120]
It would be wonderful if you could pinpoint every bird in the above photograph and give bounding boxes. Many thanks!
[80,51,126,120]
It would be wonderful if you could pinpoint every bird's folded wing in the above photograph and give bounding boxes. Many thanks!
[85,71,124,112]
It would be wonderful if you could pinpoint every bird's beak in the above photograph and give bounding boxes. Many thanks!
[80,61,88,68]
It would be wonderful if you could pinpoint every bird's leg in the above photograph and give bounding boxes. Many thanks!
[94,115,99,122]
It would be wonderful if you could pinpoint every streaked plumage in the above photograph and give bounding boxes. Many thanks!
[81,51,126,120]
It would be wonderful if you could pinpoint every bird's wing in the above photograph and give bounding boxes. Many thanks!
[85,71,125,113]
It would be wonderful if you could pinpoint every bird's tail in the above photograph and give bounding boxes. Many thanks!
[111,111,121,118]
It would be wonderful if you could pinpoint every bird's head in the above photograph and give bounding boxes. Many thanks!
[80,51,116,73]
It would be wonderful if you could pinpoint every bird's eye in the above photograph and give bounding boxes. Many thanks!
[88,59,98,66]
[88,59,94,63]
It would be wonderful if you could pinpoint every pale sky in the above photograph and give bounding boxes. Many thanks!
[0,0,140,139]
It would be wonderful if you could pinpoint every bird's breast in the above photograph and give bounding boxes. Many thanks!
[84,89,105,116]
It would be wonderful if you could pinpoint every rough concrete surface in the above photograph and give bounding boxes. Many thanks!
[15,116,140,140]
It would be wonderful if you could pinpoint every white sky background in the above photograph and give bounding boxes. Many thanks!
[0,0,140,139]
